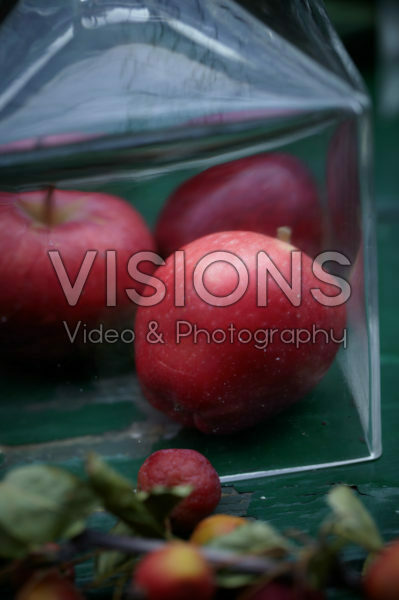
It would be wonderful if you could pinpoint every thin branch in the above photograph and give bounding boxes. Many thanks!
[66,529,281,575]
[59,529,363,593]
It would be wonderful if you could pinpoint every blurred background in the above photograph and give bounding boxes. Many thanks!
[322,0,399,213]
[321,0,399,364]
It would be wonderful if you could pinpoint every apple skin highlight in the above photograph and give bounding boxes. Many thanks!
[133,542,215,600]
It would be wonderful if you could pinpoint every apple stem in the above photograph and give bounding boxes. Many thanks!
[277,226,292,244]
[43,185,55,226]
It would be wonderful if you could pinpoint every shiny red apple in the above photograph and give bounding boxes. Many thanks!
[135,230,347,434]
[16,569,84,600]
[138,449,221,532]
[364,539,399,600]
[0,188,155,362]
[133,542,215,600]
[155,153,323,259]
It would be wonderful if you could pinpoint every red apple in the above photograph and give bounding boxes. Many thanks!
[16,569,84,600]
[364,540,399,600]
[0,188,155,362]
[190,514,247,545]
[138,449,221,532]
[155,153,322,259]
[133,542,215,600]
[135,230,346,434]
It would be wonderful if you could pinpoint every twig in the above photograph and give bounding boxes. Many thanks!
[60,529,363,593]
[65,529,281,575]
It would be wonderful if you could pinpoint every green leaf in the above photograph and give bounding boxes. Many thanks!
[87,453,177,538]
[0,465,97,558]
[139,485,192,525]
[207,521,292,555]
[326,486,384,552]
[362,552,377,575]
[0,524,29,559]
[304,544,339,589]
[210,521,292,590]
[216,570,258,589]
